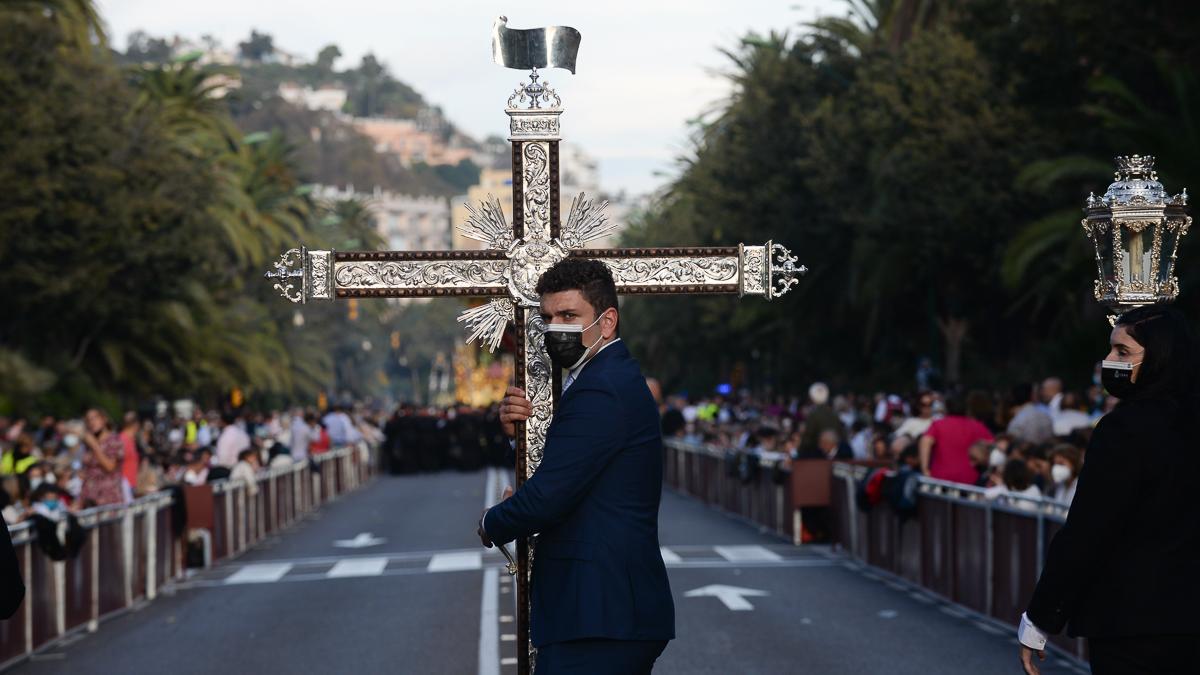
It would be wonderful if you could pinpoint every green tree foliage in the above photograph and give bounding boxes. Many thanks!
[0,9,399,415]
[237,29,274,63]
[622,0,1200,396]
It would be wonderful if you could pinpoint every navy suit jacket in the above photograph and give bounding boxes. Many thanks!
[484,340,675,648]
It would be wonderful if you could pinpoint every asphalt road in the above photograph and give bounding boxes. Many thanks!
[10,469,1088,675]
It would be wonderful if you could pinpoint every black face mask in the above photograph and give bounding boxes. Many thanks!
[544,314,603,370]
[1100,359,1140,399]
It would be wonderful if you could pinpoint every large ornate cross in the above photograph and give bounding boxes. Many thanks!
[264,17,805,674]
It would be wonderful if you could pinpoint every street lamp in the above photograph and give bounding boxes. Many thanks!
[1083,155,1190,312]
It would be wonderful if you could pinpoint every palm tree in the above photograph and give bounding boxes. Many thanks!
[1,0,107,52]
[806,0,943,55]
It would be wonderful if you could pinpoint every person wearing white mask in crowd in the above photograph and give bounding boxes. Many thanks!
[1048,445,1082,506]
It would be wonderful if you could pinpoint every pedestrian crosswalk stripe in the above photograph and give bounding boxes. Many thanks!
[428,551,482,572]
[659,547,682,564]
[713,545,783,563]
[224,563,293,585]
[327,557,388,578]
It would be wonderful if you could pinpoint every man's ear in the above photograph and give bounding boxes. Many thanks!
[605,308,619,338]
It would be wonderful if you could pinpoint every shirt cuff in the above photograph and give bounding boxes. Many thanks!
[1017,612,1048,651]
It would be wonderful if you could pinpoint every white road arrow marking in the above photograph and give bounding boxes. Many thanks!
[684,584,769,611]
[333,532,386,548]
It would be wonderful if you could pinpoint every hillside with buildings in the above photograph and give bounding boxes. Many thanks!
[118,29,633,254]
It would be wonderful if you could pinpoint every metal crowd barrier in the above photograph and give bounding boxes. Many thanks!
[662,439,796,541]
[828,462,1087,661]
[0,444,376,670]
[663,439,1085,662]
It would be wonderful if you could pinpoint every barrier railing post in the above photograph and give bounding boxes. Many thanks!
[146,504,157,601]
[984,503,994,617]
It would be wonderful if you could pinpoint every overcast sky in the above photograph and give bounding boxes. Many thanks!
[100,1,845,196]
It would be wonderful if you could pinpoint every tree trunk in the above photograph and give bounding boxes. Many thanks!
[936,316,969,386]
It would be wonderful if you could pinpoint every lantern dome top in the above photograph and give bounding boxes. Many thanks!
[1089,154,1168,207]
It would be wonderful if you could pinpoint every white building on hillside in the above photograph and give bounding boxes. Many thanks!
[278,83,348,113]
[312,185,451,252]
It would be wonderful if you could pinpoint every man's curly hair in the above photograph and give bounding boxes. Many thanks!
[536,258,619,321]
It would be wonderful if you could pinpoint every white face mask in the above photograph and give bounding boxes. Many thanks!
[1051,464,1073,484]
[989,448,1007,468]
[63,434,79,449]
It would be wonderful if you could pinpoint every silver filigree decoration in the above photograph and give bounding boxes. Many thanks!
[309,250,332,299]
[460,196,513,250]
[506,69,562,110]
[334,261,509,289]
[265,248,304,303]
[769,243,807,298]
[604,257,739,286]
[457,298,515,352]
[741,246,766,296]
[560,193,615,248]
[524,312,554,476]
[523,143,551,239]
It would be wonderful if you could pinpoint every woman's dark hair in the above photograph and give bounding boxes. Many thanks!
[1115,305,1199,407]
[966,389,994,427]
[1003,458,1033,491]
[944,394,966,417]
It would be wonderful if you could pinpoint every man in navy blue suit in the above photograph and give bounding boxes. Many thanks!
[477,258,675,674]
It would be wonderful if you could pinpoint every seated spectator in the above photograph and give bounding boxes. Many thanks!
[1006,383,1054,444]
[894,393,935,439]
[966,440,993,487]
[268,444,294,469]
[1049,444,1082,506]
[1024,444,1053,493]
[800,429,852,461]
[848,420,872,460]
[183,448,211,486]
[870,435,890,462]
[1051,391,1092,437]
[985,459,1043,510]
[231,448,261,496]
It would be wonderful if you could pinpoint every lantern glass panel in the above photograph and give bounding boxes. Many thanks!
[1119,223,1153,287]
[1158,223,1180,285]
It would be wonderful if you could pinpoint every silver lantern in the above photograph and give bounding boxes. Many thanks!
[1083,155,1190,311]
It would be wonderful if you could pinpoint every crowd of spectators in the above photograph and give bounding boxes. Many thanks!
[0,403,383,525]
[658,368,1113,511]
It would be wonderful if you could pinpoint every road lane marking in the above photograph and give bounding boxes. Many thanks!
[478,567,499,675]
[683,584,768,611]
[333,532,386,548]
[224,563,292,585]
[429,551,482,572]
[659,547,682,564]
[327,557,388,578]
[714,545,783,563]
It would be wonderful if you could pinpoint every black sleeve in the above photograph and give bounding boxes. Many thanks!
[1025,413,1139,633]
[0,513,25,619]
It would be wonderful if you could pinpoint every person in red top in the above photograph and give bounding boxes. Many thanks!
[918,394,992,485]
[119,412,140,496]
[309,416,331,455]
